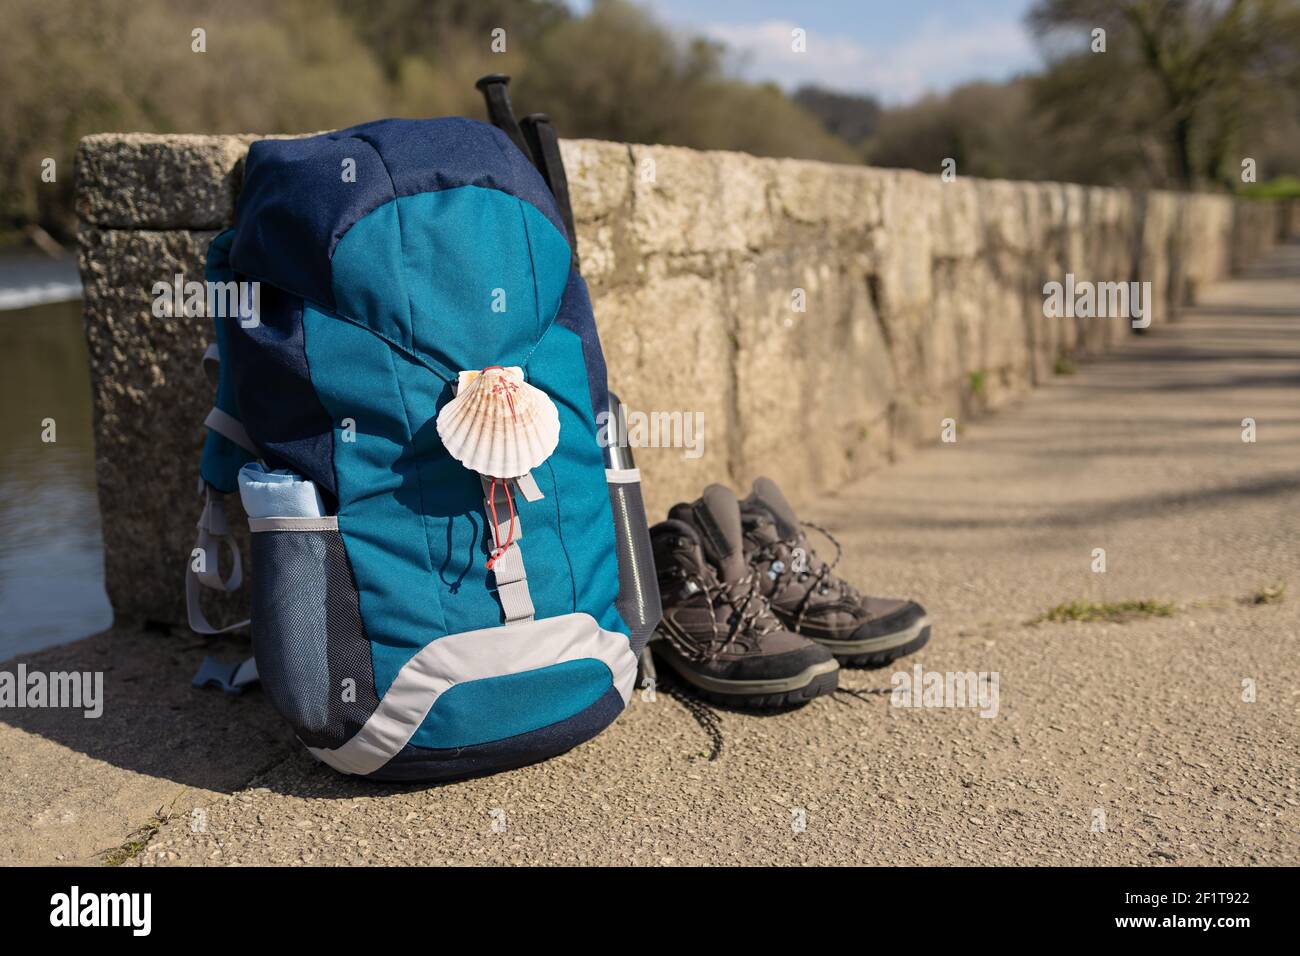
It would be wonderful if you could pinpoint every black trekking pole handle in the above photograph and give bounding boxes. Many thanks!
[520,113,579,266]
[474,77,579,267]
[474,74,531,160]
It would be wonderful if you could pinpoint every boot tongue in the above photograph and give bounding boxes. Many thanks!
[683,484,748,583]
[747,476,801,540]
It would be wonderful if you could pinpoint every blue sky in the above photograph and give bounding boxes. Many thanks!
[569,0,1042,103]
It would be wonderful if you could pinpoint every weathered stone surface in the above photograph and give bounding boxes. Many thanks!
[79,226,249,626]
[75,132,1288,625]
[593,267,734,519]
[771,159,883,235]
[626,144,778,258]
[76,133,262,230]
[565,139,638,287]
[559,139,631,224]
[731,245,895,494]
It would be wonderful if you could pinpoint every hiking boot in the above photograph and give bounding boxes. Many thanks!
[741,476,931,667]
[650,484,838,708]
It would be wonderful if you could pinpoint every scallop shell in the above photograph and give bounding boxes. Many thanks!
[436,366,560,478]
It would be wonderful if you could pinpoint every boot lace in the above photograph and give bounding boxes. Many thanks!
[751,520,861,630]
[666,564,778,661]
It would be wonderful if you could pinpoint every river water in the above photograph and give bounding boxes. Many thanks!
[0,255,113,661]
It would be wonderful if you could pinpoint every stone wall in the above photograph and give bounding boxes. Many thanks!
[76,132,1288,627]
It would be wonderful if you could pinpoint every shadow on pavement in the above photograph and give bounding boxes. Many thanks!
[0,626,294,795]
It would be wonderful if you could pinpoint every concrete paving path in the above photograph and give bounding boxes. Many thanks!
[3,243,1298,866]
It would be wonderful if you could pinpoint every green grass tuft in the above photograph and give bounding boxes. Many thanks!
[1241,581,1286,606]
[101,817,164,867]
[1237,175,1300,201]
[1054,357,1076,376]
[1036,599,1176,624]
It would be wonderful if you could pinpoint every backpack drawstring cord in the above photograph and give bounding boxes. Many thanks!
[485,476,517,570]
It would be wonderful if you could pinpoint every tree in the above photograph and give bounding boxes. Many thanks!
[515,0,856,162]
[1028,0,1300,190]
[793,86,883,147]
[863,80,1065,182]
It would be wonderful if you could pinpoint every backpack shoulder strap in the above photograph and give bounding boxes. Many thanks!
[185,481,249,635]
[187,230,255,636]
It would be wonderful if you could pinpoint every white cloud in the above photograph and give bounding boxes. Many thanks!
[699,16,1039,103]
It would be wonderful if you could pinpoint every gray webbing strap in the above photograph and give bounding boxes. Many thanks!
[185,486,250,635]
[203,407,259,456]
[248,515,339,532]
[480,498,523,542]
[481,476,535,623]
[188,347,251,636]
[192,655,259,694]
[202,342,220,386]
[515,471,544,501]
[490,542,534,623]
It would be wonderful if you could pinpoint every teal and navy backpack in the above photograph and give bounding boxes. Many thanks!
[186,91,660,782]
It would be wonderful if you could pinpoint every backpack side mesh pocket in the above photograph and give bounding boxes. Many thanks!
[249,524,379,748]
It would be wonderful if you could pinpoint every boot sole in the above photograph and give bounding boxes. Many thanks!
[812,618,932,668]
[651,644,839,708]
